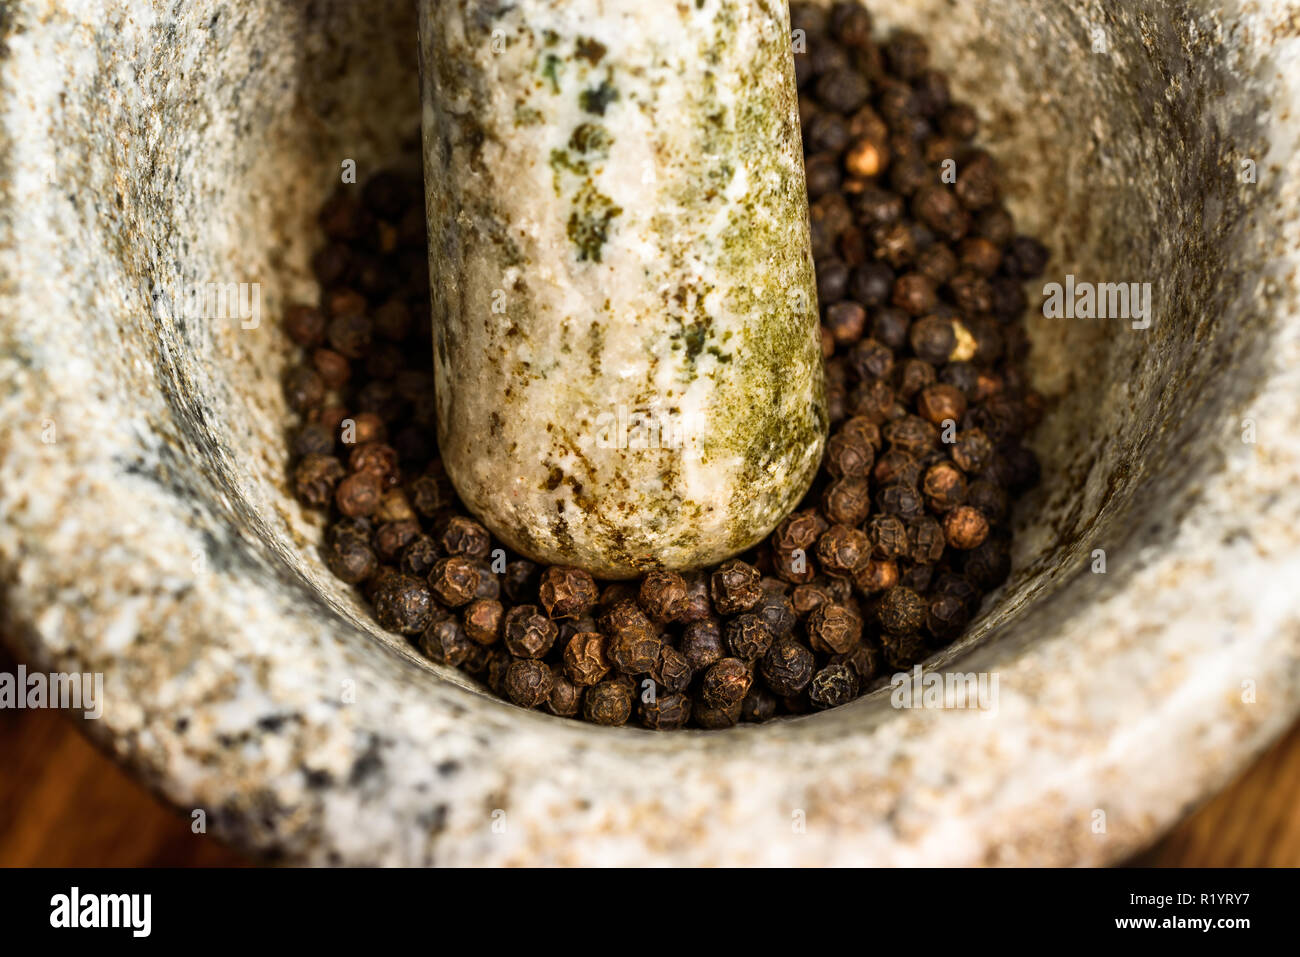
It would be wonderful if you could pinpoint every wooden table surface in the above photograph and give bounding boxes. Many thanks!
[1,640,1296,867]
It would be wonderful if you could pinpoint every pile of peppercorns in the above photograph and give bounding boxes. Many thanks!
[280,1,1046,730]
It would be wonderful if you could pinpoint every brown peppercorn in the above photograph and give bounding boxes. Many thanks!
[753,590,797,639]
[955,149,1000,210]
[926,592,971,641]
[583,679,633,726]
[650,644,693,694]
[881,631,929,670]
[710,560,763,615]
[406,473,449,517]
[741,687,778,723]
[326,313,372,359]
[824,300,867,346]
[849,378,897,423]
[789,583,831,622]
[284,364,325,413]
[943,505,990,550]
[291,422,335,460]
[676,571,713,624]
[325,287,367,319]
[807,602,863,655]
[681,618,727,672]
[372,299,412,341]
[824,431,874,479]
[808,663,860,710]
[922,460,968,512]
[284,303,326,347]
[504,658,554,709]
[439,516,492,561]
[948,269,993,314]
[638,569,689,623]
[848,337,894,382]
[964,536,1011,589]
[546,668,583,718]
[373,519,420,563]
[916,242,958,283]
[816,524,870,578]
[853,557,899,595]
[335,470,383,518]
[311,347,351,390]
[958,236,1002,276]
[822,476,872,526]
[563,631,610,686]
[503,604,559,659]
[463,598,504,646]
[503,560,540,603]
[419,618,474,668]
[761,638,815,696]
[907,516,947,564]
[398,534,439,578]
[607,628,662,676]
[725,613,775,662]
[884,415,938,456]
[912,185,969,241]
[877,585,927,634]
[892,271,937,315]
[815,67,869,113]
[876,482,924,519]
[951,428,995,473]
[701,658,753,709]
[1002,235,1050,278]
[537,565,598,619]
[348,442,399,484]
[294,453,345,508]
[373,488,416,525]
[772,509,827,552]
[850,262,896,309]
[371,572,436,635]
[844,136,890,177]
[325,533,377,585]
[940,102,979,140]
[840,415,883,452]
[909,315,956,364]
[428,556,482,608]
[831,642,881,682]
[344,411,387,446]
[693,699,743,730]
[917,383,968,428]
[894,357,936,401]
[640,692,692,731]
[966,478,1008,521]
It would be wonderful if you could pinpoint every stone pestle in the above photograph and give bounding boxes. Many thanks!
[418,0,826,578]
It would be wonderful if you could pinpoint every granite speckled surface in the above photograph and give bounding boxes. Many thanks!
[1,0,1299,865]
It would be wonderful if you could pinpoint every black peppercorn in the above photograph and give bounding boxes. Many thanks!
[463,598,504,646]
[504,658,554,709]
[876,481,924,519]
[816,524,870,578]
[909,315,956,364]
[650,644,693,694]
[825,300,867,346]
[867,513,910,560]
[701,658,753,709]
[710,560,764,615]
[419,617,474,668]
[371,571,436,635]
[822,476,872,526]
[951,428,994,474]
[538,565,599,619]
[944,504,990,550]
[639,692,692,731]
[326,533,377,585]
[563,631,610,687]
[547,668,583,718]
[725,613,775,662]
[741,687,778,723]
[335,470,383,518]
[502,560,540,603]
[809,662,860,710]
[877,585,927,634]
[638,569,689,623]
[681,617,727,672]
[600,600,661,674]
[963,535,1011,589]
[294,453,345,508]
[503,604,559,659]
[807,602,863,655]
[397,534,439,578]
[907,516,947,564]
[849,261,895,307]
[439,516,491,561]
[429,556,482,608]
[584,679,633,726]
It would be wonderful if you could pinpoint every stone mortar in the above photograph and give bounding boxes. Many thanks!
[1,0,1298,865]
